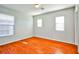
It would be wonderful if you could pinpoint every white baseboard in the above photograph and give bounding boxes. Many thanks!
[0,36,33,45]
[34,35,75,45]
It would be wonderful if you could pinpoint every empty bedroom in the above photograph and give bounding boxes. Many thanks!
[0,4,79,54]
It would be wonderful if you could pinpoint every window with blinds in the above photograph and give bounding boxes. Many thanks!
[55,16,64,31]
[0,13,14,37]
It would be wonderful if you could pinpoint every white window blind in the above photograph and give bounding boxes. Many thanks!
[37,19,42,27]
[0,13,14,37]
[55,16,64,31]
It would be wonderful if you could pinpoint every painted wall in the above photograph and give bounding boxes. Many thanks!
[0,6,33,45]
[78,5,79,45]
[33,8,75,44]
[77,5,79,52]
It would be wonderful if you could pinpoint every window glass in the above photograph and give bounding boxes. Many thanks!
[0,13,14,37]
[55,16,64,31]
[37,19,42,27]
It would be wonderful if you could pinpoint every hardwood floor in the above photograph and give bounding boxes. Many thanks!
[0,37,78,54]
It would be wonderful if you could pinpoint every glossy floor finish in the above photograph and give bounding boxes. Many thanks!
[0,37,78,54]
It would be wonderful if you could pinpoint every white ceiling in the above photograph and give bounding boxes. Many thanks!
[1,4,74,15]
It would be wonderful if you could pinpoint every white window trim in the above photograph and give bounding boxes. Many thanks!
[37,19,42,28]
[55,16,64,31]
[0,13,14,37]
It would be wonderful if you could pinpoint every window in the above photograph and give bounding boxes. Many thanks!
[0,13,14,37]
[37,19,42,27]
[55,16,64,31]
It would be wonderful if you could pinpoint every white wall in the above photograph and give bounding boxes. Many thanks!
[77,5,79,45]
[33,8,75,44]
[77,5,79,52]
[0,6,33,45]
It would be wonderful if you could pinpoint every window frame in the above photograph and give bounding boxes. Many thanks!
[37,18,43,28]
[0,13,15,37]
[55,16,65,31]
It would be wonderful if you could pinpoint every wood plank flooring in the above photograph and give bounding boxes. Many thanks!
[0,37,78,54]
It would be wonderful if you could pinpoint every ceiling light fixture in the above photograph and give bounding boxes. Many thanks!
[34,4,45,10]
[35,4,40,8]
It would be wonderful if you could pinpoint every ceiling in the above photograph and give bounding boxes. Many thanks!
[1,4,74,15]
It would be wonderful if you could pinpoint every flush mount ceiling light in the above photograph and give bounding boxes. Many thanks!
[34,4,40,8]
[34,4,44,10]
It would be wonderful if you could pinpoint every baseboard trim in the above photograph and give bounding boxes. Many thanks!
[0,36,33,46]
[34,36,77,46]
